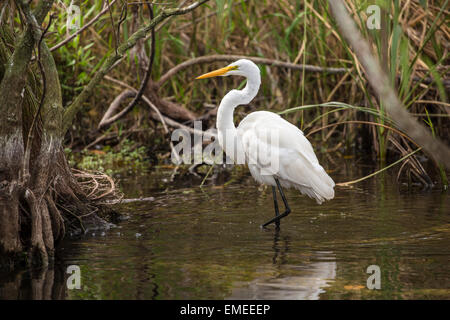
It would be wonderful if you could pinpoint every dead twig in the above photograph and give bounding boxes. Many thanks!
[72,168,123,203]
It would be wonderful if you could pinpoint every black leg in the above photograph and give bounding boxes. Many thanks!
[275,178,290,211]
[262,178,291,228]
[272,186,280,229]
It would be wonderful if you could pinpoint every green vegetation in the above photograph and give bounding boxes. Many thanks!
[44,0,448,186]
[66,139,148,174]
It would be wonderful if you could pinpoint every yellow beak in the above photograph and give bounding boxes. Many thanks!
[196,65,236,79]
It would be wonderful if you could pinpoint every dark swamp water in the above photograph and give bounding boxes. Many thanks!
[1,160,449,300]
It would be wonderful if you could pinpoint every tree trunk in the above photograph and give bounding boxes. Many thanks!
[0,3,116,270]
[1,0,209,270]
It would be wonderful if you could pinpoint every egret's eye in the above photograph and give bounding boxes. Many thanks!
[229,65,239,71]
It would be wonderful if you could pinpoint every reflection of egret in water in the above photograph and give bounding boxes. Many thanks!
[228,230,336,300]
[271,228,289,265]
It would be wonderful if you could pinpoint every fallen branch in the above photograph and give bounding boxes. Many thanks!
[104,76,216,139]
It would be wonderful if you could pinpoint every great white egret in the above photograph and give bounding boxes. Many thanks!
[196,59,335,228]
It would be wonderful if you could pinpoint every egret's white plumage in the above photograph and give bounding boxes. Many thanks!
[196,59,335,225]
[238,110,335,204]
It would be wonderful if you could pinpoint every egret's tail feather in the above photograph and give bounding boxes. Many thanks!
[287,161,335,204]
[310,163,335,202]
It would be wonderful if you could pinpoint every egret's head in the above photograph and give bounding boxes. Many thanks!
[196,59,259,79]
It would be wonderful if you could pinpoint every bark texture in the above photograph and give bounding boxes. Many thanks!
[0,1,115,270]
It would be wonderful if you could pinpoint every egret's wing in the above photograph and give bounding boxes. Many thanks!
[238,111,335,203]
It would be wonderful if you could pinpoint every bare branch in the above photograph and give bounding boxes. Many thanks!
[98,3,156,130]
[157,55,349,87]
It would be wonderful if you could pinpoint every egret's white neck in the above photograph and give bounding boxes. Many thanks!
[216,72,261,134]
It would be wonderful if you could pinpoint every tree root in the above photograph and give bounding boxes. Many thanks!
[25,189,49,267]
[46,194,65,245]
[1,155,121,270]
